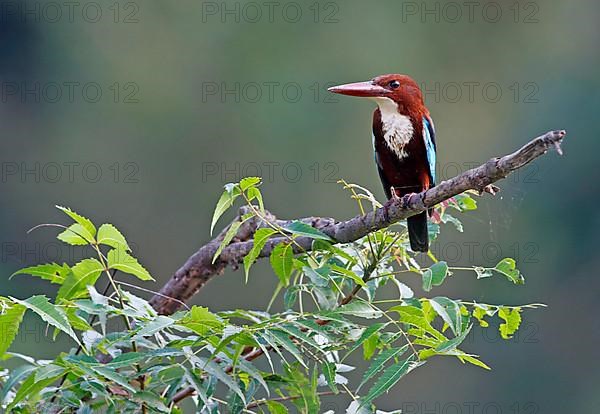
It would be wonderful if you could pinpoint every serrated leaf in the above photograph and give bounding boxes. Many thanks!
[336,301,382,319]
[345,323,386,357]
[429,297,462,336]
[244,228,277,281]
[422,261,449,292]
[266,330,307,368]
[132,391,169,413]
[177,306,223,336]
[330,265,366,286]
[322,362,338,393]
[459,354,491,370]
[240,177,261,191]
[212,219,245,264]
[361,356,421,406]
[270,242,294,286]
[11,263,71,284]
[97,223,130,251]
[0,298,26,356]
[436,325,472,353]
[11,295,79,344]
[57,258,104,301]
[246,186,265,212]
[303,266,330,287]
[56,205,96,237]
[285,221,333,241]
[194,357,246,404]
[107,248,154,281]
[0,364,35,404]
[134,315,175,338]
[499,307,522,339]
[210,186,241,235]
[494,258,525,284]
[7,365,64,411]
[57,223,94,245]
[359,345,408,389]
[89,365,135,392]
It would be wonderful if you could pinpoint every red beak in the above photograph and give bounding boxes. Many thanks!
[328,81,389,98]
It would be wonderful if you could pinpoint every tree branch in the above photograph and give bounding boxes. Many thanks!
[150,130,566,315]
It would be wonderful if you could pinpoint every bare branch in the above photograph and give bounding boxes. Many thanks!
[150,130,566,315]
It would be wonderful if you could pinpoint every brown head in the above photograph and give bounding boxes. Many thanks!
[328,74,426,115]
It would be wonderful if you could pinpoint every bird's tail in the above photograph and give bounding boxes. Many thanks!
[407,211,429,253]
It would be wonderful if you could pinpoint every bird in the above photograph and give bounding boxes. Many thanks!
[328,74,436,252]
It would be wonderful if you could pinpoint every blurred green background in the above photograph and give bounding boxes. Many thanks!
[1,0,598,412]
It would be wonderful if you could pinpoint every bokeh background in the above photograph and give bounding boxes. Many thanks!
[1,0,599,412]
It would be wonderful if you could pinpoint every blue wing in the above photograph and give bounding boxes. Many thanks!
[422,116,437,186]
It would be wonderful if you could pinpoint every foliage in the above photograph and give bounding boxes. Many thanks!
[0,179,545,413]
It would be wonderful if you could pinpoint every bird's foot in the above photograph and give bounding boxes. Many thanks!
[390,186,400,200]
[479,184,501,196]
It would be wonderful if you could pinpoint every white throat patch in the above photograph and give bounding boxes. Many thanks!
[371,97,414,159]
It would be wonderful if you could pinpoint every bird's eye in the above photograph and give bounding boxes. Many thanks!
[389,80,400,89]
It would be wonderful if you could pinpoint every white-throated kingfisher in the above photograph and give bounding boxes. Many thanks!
[329,74,436,252]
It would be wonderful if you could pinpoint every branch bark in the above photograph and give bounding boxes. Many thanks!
[150,130,566,315]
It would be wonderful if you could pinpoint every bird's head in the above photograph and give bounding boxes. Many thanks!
[328,74,426,114]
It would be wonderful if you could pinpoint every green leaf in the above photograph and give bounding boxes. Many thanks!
[107,248,154,281]
[11,263,70,284]
[322,362,338,393]
[499,307,522,339]
[494,258,525,285]
[0,364,36,404]
[240,176,261,191]
[435,325,472,353]
[97,223,130,251]
[303,266,330,287]
[57,258,104,301]
[266,401,288,414]
[177,306,223,336]
[132,391,169,413]
[452,194,477,211]
[346,323,386,357]
[210,186,241,235]
[266,330,307,368]
[362,356,421,406]
[330,265,366,286]
[359,346,408,389]
[89,365,136,392]
[285,221,333,241]
[336,301,382,319]
[243,228,277,281]
[459,354,491,370]
[194,357,246,404]
[246,186,265,212]
[56,205,96,237]
[11,295,79,344]
[212,219,246,264]
[135,315,175,338]
[429,297,462,336]
[270,242,294,286]
[0,298,26,356]
[422,261,449,292]
[7,365,64,411]
[57,223,95,245]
